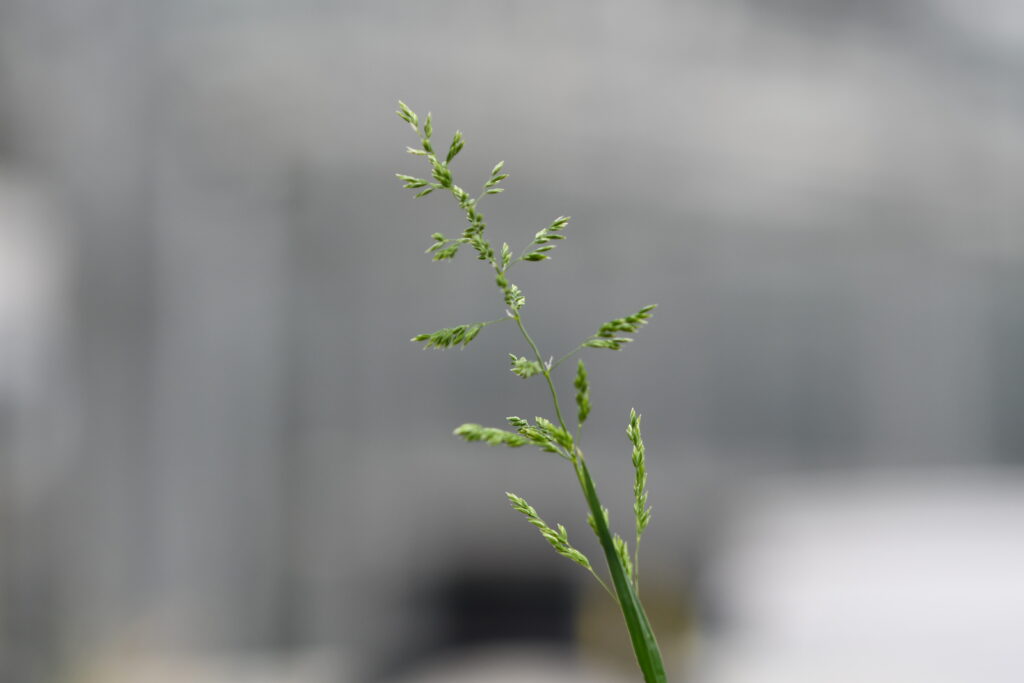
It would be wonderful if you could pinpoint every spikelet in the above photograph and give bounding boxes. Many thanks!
[574,360,591,426]
[506,492,592,570]
[628,409,652,539]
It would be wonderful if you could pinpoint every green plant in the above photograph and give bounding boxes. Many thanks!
[395,101,667,682]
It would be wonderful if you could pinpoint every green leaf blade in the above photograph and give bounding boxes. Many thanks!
[576,458,667,683]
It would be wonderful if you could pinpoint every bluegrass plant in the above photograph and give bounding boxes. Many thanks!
[395,101,667,682]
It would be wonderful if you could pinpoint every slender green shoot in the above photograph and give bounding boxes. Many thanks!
[395,102,667,682]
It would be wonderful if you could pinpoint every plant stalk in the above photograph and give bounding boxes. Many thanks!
[514,312,667,683]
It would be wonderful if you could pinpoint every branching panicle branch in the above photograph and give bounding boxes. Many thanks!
[396,102,667,683]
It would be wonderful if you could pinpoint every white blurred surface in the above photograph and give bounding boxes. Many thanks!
[390,645,632,683]
[696,468,1024,682]
[70,650,346,683]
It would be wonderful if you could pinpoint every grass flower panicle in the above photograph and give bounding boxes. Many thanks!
[395,102,668,682]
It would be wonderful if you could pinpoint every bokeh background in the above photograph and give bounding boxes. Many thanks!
[2,1,1024,681]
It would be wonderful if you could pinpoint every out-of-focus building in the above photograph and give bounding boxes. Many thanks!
[1,1,1023,681]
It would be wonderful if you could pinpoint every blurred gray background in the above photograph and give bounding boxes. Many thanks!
[2,1,1023,681]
